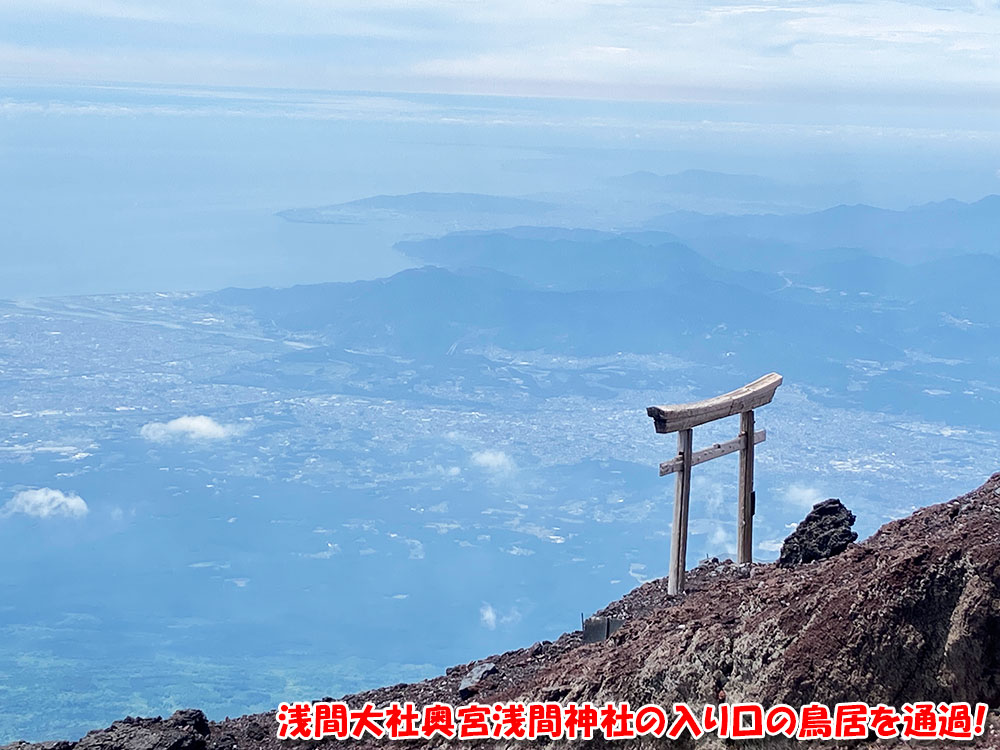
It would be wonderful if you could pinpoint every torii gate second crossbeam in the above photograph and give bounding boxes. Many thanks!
[647,373,783,595]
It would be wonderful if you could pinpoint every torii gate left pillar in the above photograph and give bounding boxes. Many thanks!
[647,373,782,595]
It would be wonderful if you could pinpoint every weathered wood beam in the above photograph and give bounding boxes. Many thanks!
[737,410,755,564]
[647,373,783,434]
[668,428,693,596]
[658,429,766,476]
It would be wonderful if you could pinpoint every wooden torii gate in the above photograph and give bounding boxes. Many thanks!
[647,372,783,595]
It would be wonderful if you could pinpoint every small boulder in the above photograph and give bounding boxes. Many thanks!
[163,710,209,737]
[779,498,857,566]
[458,662,498,699]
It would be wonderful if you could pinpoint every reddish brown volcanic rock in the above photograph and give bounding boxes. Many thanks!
[6,474,1000,749]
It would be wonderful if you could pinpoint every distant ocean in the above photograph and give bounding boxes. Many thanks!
[3,82,999,298]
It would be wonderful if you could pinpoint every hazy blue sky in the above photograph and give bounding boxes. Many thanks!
[3,0,1000,106]
[4,1,1000,297]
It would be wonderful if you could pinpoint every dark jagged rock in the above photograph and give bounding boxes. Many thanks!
[163,711,209,739]
[778,497,858,566]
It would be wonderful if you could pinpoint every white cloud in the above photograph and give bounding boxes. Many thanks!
[303,543,341,559]
[189,560,230,570]
[2,488,88,519]
[783,483,827,510]
[758,539,784,553]
[628,562,648,583]
[426,521,461,534]
[480,601,522,629]
[709,524,735,555]
[405,538,425,559]
[471,449,515,474]
[140,415,240,442]
[506,545,534,556]
[480,603,497,630]
[500,607,522,627]
[691,476,725,513]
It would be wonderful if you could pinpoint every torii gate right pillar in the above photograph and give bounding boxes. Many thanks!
[737,409,755,565]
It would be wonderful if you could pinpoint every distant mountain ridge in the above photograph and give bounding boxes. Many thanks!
[201,222,1000,429]
[647,194,1000,265]
[395,227,779,293]
[204,263,893,378]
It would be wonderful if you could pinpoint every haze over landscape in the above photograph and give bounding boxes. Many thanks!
[2,0,1000,744]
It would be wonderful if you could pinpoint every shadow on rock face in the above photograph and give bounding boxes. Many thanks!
[779,498,858,567]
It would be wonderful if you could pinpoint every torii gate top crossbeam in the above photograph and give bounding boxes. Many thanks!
[646,372,783,434]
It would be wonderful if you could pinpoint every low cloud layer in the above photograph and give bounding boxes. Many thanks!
[3,0,999,107]
[2,488,88,519]
[140,415,239,442]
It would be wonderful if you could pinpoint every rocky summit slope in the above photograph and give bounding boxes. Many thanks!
[6,474,1000,749]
